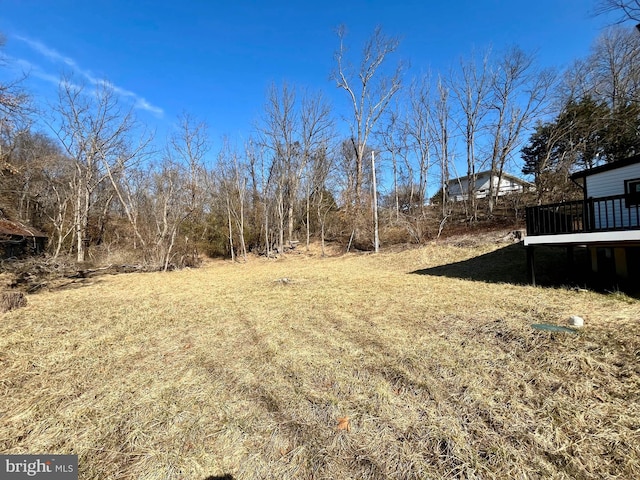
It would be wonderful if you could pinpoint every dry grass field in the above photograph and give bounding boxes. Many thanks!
[1,233,639,479]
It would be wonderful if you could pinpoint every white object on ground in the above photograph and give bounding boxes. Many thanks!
[569,315,584,328]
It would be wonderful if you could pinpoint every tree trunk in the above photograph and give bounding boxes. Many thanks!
[75,181,88,263]
[277,190,284,253]
[372,151,380,253]
[305,181,311,251]
[238,185,247,261]
[226,195,235,262]
[287,203,294,246]
[264,201,270,257]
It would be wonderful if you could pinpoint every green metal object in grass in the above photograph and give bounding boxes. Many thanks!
[531,324,578,334]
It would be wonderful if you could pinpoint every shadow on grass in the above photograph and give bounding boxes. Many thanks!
[203,475,234,480]
[411,242,638,297]
[412,243,529,285]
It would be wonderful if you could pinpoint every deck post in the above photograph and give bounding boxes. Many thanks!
[589,247,598,272]
[527,245,536,286]
[614,247,628,278]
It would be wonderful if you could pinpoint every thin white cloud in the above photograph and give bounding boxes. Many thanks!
[135,98,164,117]
[8,56,37,73]
[98,79,136,98]
[6,55,66,86]
[14,34,164,118]
[14,35,78,69]
[95,79,161,116]
[6,55,88,94]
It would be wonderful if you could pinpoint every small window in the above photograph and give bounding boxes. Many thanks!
[625,178,640,207]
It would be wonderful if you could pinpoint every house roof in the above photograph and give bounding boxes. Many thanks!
[570,154,640,180]
[0,219,48,239]
[447,170,534,186]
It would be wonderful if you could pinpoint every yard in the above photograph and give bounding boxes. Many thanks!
[1,234,639,479]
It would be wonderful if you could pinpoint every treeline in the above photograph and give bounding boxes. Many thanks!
[1,24,639,266]
[523,26,640,202]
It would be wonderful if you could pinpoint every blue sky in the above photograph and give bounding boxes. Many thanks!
[0,0,620,159]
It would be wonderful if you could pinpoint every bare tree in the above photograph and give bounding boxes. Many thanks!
[137,114,209,271]
[431,77,453,223]
[152,161,181,269]
[309,148,335,256]
[52,77,141,262]
[1,131,75,256]
[217,139,248,262]
[246,140,272,256]
[371,150,380,252]
[486,47,554,214]
[42,160,76,257]
[163,114,209,266]
[449,51,491,220]
[378,107,405,221]
[0,33,28,119]
[588,27,640,110]
[259,83,300,253]
[333,25,403,245]
[259,84,332,254]
[522,26,640,204]
[405,77,432,214]
[1,34,30,178]
[379,78,435,243]
[300,91,334,250]
[112,164,150,252]
[595,0,640,23]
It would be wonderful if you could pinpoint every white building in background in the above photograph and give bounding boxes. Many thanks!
[446,170,534,202]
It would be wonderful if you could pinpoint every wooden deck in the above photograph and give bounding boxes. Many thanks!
[525,194,640,237]
[524,195,640,286]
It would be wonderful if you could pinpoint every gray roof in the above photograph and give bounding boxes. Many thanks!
[570,155,640,180]
[447,170,534,186]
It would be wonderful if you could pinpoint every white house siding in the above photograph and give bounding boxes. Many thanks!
[475,175,492,197]
[447,177,471,200]
[592,201,639,229]
[586,163,640,229]
[495,177,527,195]
[586,163,640,197]
[448,174,490,200]
[447,173,528,201]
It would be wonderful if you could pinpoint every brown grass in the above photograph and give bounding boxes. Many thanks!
[1,291,27,313]
[1,235,639,479]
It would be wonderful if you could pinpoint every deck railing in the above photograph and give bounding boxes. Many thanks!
[525,194,640,236]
